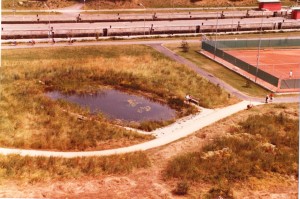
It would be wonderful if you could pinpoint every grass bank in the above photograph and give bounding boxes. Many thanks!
[164,103,299,198]
[0,152,150,183]
[2,0,77,10]
[84,0,295,9]
[2,0,295,10]
[164,42,270,97]
[1,45,234,151]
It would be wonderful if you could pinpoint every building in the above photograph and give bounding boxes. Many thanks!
[258,0,282,11]
[291,7,300,19]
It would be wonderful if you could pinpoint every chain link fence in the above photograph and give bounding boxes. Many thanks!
[202,38,300,90]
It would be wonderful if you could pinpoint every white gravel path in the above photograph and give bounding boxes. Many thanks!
[0,100,262,158]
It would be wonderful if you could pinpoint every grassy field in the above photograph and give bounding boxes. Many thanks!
[164,103,299,198]
[2,0,296,10]
[85,0,296,9]
[164,42,270,97]
[0,152,150,183]
[1,0,77,10]
[1,45,235,151]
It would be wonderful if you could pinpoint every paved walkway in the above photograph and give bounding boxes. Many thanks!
[0,101,261,158]
[0,39,298,158]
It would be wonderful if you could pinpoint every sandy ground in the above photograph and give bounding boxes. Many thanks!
[0,104,298,198]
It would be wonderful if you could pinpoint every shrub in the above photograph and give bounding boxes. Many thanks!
[173,181,189,195]
[181,39,190,52]
[205,185,234,199]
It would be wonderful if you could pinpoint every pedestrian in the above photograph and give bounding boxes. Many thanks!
[185,94,191,103]
[269,93,273,102]
[289,70,293,79]
[265,95,269,103]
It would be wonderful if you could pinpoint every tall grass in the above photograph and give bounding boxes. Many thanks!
[0,152,150,183]
[164,112,299,183]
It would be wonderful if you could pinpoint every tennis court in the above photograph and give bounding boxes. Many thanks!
[225,49,300,79]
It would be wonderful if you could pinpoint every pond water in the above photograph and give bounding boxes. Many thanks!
[47,89,176,122]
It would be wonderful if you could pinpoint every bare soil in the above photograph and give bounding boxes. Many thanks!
[0,103,298,198]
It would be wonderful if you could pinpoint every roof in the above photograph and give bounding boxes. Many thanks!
[258,0,281,3]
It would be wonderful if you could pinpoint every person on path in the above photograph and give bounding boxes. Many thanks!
[289,70,293,79]
[269,93,274,102]
[265,95,269,103]
[185,94,191,103]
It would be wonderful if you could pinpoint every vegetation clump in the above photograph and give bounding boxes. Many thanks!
[164,112,299,183]
[181,39,190,52]
[173,181,189,195]
[205,185,234,199]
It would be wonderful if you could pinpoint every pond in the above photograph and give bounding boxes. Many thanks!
[47,89,176,122]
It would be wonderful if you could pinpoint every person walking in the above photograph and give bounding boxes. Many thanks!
[289,70,293,79]
[185,94,191,103]
[269,93,274,102]
[265,95,269,103]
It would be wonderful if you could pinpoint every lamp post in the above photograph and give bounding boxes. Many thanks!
[44,3,51,41]
[255,11,264,83]
[213,12,219,59]
[13,0,15,16]
[138,3,146,36]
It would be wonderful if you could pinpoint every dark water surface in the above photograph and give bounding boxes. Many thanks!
[47,89,176,122]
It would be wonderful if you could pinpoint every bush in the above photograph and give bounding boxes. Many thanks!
[173,181,189,195]
[181,39,190,52]
[205,185,234,199]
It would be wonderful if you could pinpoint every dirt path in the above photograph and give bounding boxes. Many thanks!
[57,3,84,16]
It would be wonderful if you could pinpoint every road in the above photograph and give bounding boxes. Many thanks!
[1,6,258,13]
[2,10,273,22]
[2,17,288,31]
[3,8,299,39]
[0,39,299,158]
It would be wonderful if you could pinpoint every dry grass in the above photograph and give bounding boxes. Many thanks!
[164,42,270,97]
[85,0,295,9]
[2,0,78,10]
[1,45,233,151]
[2,0,296,9]
[0,152,150,183]
[164,103,299,198]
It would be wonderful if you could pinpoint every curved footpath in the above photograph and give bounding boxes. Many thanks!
[0,101,261,158]
[0,40,299,158]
